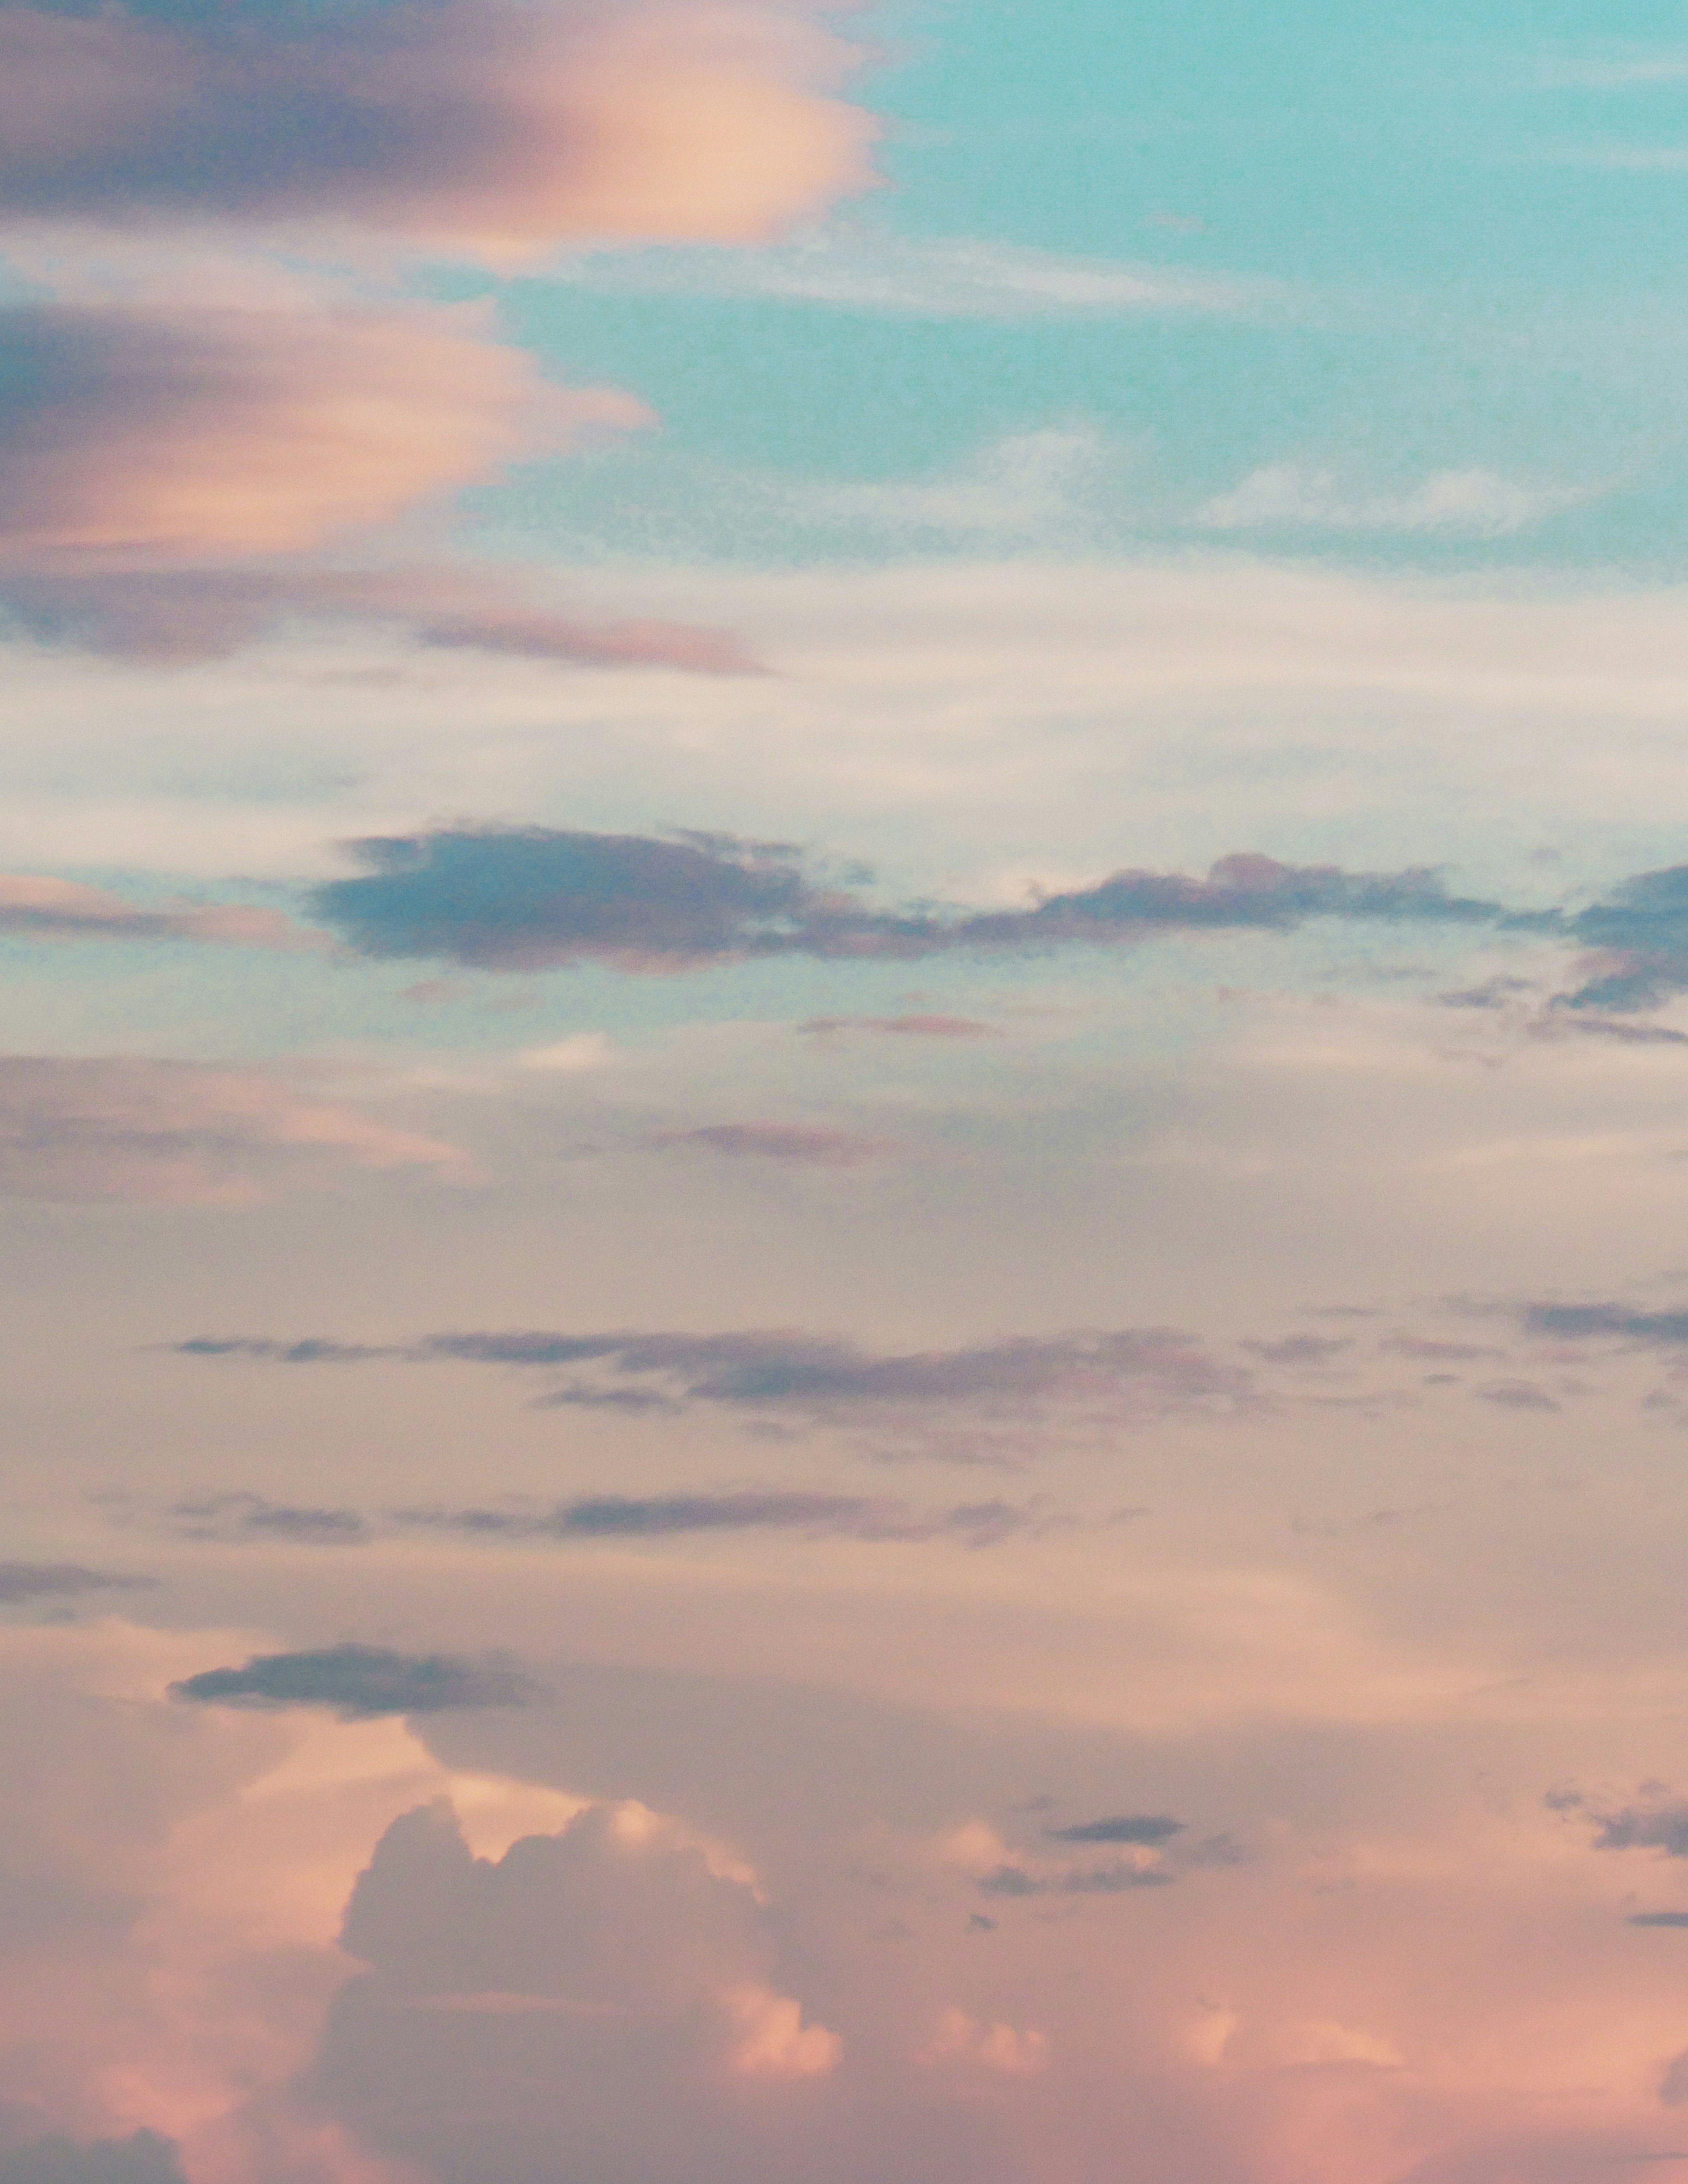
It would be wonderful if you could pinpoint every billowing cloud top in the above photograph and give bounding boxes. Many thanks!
[0,0,877,252]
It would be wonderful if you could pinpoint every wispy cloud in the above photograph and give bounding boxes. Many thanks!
[1199,464,1598,539]
[547,229,1273,319]
[170,1642,540,1719]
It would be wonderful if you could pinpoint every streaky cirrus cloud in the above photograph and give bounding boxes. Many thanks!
[0,564,758,669]
[0,0,877,254]
[308,824,1521,973]
[173,1323,1255,1424]
[0,875,314,949]
[0,301,641,567]
[651,1122,899,1164]
[170,1643,541,1719]
[0,1056,464,1203]
[0,1564,155,1604]
[398,1490,1045,1547]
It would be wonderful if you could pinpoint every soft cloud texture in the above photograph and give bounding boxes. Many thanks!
[171,1645,540,1720]
[309,825,1515,972]
[0,1057,462,1203]
[651,1122,898,1163]
[0,1564,153,1605]
[0,877,309,949]
[0,0,877,253]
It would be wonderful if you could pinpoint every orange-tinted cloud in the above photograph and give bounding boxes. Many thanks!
[0,1,877,255]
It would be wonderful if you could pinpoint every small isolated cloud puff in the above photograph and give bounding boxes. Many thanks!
[0,301,638,567]
[0,1055,463,1204]
[0,0,878,254]
[170,1642,541,1719]
[1199,463,1596,539]
[918,2007,1048,2076]
[652,1122,898,1165]
[309,824,1513,974]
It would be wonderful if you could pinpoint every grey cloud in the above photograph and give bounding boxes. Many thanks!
[797,1014,1003,1039]
[978,1862,1173,1897]
[3,567,753,672]
[169,1642,540,1718]
[0,2134,185,2184]
[652,1123,899,1165]
[1588,1804,1688,1857]
[1524,1304,1688,1346]
[1556,865,1688,1011]
[309,826,1518,975]
[0,1563,153,1603]
[1629,1912,1688,1927]
[0,0,872,245]
[1240,1334,1350,1366]
[175,1322,1255,1424]
[402,1491,1044,1548]
[1474,1379,1561,1413]
[1044,1813,1185,1845]
[167,1492,371,1544]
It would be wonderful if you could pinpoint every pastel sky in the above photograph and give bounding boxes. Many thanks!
[13,8,1688,2184]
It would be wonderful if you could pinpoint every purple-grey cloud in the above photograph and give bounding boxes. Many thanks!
[1044,1814,1185,1846]
[1524,1304,1688,1346]
[0,1562,155,1604]
[400,1490,1043,1547]
[310,826,1518,974]
[170,1642,540,1719]
[651,1123,899,1165]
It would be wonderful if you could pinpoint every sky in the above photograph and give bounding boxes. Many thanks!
[12,6,1688,2184]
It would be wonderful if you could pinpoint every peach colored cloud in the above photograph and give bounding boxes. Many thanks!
[0,303,642,567]
[0,1,878,256]
[0,878,316,949]
[0,1057,465,1204]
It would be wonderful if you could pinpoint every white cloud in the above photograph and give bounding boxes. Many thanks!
[1199,464,1599,538]
[546,227,1275,318]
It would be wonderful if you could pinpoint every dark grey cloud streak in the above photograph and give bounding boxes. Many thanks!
[310,826,1520,974]
[175,1323,1255,1425]
[1045,1814,1185,1845]
[170,1642,540,1718]
[0,1562,154,1603]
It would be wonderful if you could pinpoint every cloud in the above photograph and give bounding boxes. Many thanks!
[798,1014,1001,1039]
[1588,1803,1688,1856]
[1044,1814,1185,1846]
[175,1323,1255,1425]
[976,1862,1174,1897]
[165,1493,371,1546]
[651,1122,898,1164]
[0,1564,153,1604]
[400,1491,1045,1547]
[1,565,755,669]
[0,1056,463,1203]
[1629,1913,1688,1928]
[1474,1379,1561,1413]
[1554,865,1688,1011]
[170,1644,540,1719]
[0,875,311,949]
[548,228,1271,316]
[1522,1304,1688,1346]
[308,825,1516,973]
[1199,464,1597,539]
[0,2133,186,2184]
[0,302,632,568]
[0,0,877,253]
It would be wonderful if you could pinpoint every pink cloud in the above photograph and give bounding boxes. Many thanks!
[0,1,878,255]
[0,878,316,949]
[0,1057,466,1204]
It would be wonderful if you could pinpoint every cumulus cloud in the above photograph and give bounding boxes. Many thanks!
[0,1057,463,1203]
[0,0,877,252]
[170,1644,540,1719]
[651,1122,898,1164]
[0,302,630,567]
[309,825,1516,973]
[175,1323,1255,1426]
[0,1564,153,1604]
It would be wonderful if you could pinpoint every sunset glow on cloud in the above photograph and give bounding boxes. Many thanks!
[8,4,1688,2184]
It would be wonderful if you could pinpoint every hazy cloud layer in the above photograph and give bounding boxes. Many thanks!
[0,2133,185,2184]
[0,0,876,251]
[0,875,309,949]
[0,1056,462,1203]
[170,1642,539,1719]
[176,1324,1255,1424]
[0,1564,153,1604]
[309,825,1518,973]
[1,565,754,669]
[651,1122,898,1164]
